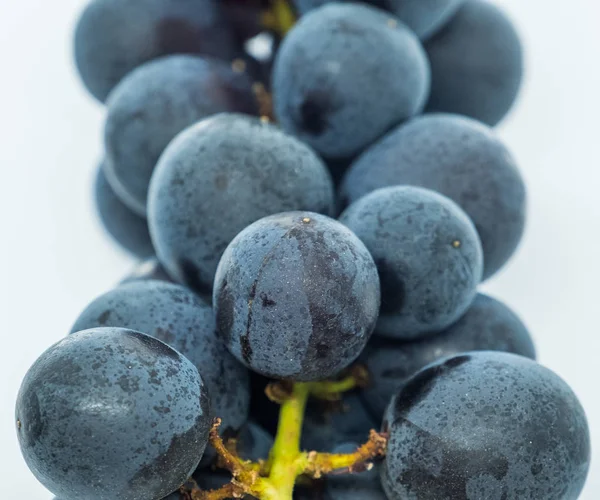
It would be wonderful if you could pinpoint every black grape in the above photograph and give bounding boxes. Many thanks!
[213,211,380,381]
[301,394,377,452]
[382,352,591,500]
[293,0,464,39]
[387,0,464,39]
[249,372,281,435]
[94,164,154,259]
[340,113,526,280]
[120,258,174,285]
[324,443,386,500]
[70,280,250,435]
[104,55,258,216]
[362,293,537,420]
[221,0,268,45]
[74,0,236,102]
[233,421,274,462]
[341,186,482,340]
[292,0,391,17]
[294,484,326,500]
[16,328,211,500]
[273,3,430,160]
[148,113,335,294]
[425,0,524,126]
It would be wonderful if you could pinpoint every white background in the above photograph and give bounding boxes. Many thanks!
[0,0,598,498]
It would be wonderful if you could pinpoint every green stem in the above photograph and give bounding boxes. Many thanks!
[190,375,386,500]
[267,383,310,499]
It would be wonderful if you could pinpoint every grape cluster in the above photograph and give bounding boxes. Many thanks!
[16,1,591,499]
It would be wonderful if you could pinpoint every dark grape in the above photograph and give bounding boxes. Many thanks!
[248,372,280,435]
[295,482,326,500]
[120,258,174,285]
[387,0,464,39]
[341,186,482,340]
[273,3,430,160]
[148,114,335,294]
[234,421,274,462]
[221,0,268,44]
[302,394,377,452]
[293,0,464,39]
[104,55,258,216]
[340,113,526,279]
[70,280,250,434]
[425,0,524,126]
[291,0,392,16]
[94,164,154,259]
[73,0,236,102]
[362,293,536,420]
[382,352,590,500]
[213,211,380,381]
[16,328,211,500]
[324,443,386,500]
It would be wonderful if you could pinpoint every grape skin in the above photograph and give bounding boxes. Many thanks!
[120,258,174,285]
[340,113,526,280]
[340,186,483,340]
[94,165,154,259]
[301,393,377,453]
[293,0,464,40]
[213,211,380,381]
[324,443,386,500]
[386,0,464,39]
[70,280,250,435]
[148,113,335,294]
[16,328,211,500]
[382,352,591,500]
[425,0,524,126]
[273,3,430,160]
[73,0,236,102]
[234,421,275,462]
[362,293,537,421]
[104,55,258,216]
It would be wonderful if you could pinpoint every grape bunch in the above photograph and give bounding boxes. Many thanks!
[15,1,591,499]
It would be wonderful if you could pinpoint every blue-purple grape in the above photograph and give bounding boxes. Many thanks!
[340,113,526,279]
[362,293,536,420]
[273,3,430,160]
[70,280,250,434]
[104,55,257,216]
[148,113,334,294]
[16,328,211,500]
[213,211,380,381]
[94,165,154,259]
[425,0,524,126]
[74,0,236,102]
[382,352,590,499]
[340,186,482,340]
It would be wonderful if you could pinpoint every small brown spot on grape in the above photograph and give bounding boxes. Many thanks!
[387,19,398,28]
[452,240,461,248]
[17,420,21,430]
[302,217,311,224]
[260,115,270,124]
[231,58,246,73]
